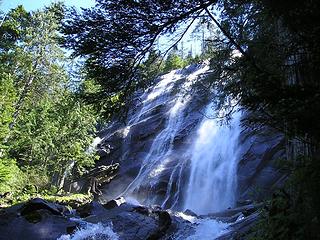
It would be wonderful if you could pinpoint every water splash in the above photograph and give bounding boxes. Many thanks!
[57,222,119,240]
[86,137,102,154]
[171,212,229,240]
[184,218,228,240]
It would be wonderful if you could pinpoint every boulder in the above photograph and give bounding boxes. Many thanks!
[194,202,264,225]
[183,209,198,217]
[75,201,107,218]
[216,211,260,240]
[0,199,77,240]
[205,203,264,219]
[20,198,67,217]
[84,202,172,240]
[103,197,126,209]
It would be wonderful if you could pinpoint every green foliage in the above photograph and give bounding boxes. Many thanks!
[0,8,318,240]
[163,52,186,72]
[139,50,164,85]
[208,2,320,238]
[0,158,24,193]
[10,92,97,189]
[0,6,30,52]
[76,70,128,120]
[62,0,218,117]
[139,49,204,82]
[44,193,92,208]
[0,73,16,145]
[0,63,19,196]
[62,1,320,239]
[0,4,99,197]
[184,54,203,65]
[62,0,320,140]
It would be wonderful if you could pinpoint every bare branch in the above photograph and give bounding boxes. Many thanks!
[204,8,247,57]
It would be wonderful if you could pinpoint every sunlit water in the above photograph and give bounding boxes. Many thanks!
[58,222,119,240]
[185,218,228,240]
[183,104,242,214]
[172,212,229,240]
[121,64,210,203]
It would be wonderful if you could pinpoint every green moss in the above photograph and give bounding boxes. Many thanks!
[0,192,92,209]
[44,193,93,208]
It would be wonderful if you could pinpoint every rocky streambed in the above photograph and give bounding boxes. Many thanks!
[0,197,262,240]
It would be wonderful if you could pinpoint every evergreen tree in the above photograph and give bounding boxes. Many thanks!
[163,51,186,72]
[0,4,98,193]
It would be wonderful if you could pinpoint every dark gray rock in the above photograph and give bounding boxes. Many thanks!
[203,203,264,222]
[103,197,126,209]
[65,163,119,195]
[20,198,66,217]
[85,203,172,240]
[237,126,288,201]
[75,201,108,218]
[216,211,261,240]
[0,199,77,240]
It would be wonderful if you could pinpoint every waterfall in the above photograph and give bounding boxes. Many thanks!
[183,104,242,214]
[121,64,210,204]
[116,63,242,215]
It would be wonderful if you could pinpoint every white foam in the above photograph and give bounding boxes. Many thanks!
[86,137,102,154]
[57,222,119,240]
[174,212,197,223]
[185,218,228,240]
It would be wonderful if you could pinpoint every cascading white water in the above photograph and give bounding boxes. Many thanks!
[120,63,242,215]
[121,64,210,204]
[183,103,242,214]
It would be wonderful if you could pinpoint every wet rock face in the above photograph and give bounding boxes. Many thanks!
[65,163,120,195]
[237,126,287,201]
[97,65,287,206]
[97,69,208,203]
[20,198,66,217]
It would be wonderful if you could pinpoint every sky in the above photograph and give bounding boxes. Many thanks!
[1,0,95,12]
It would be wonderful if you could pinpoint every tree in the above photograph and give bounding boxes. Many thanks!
[207,2,320,239]
[63,0,320,141]
[0,73,15,149]
[62,0,218,117]
[163,50,186,72]
[0,4,99,193]
[208,0,320,141]
[137,49,164,86]
[10,89,97,190]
